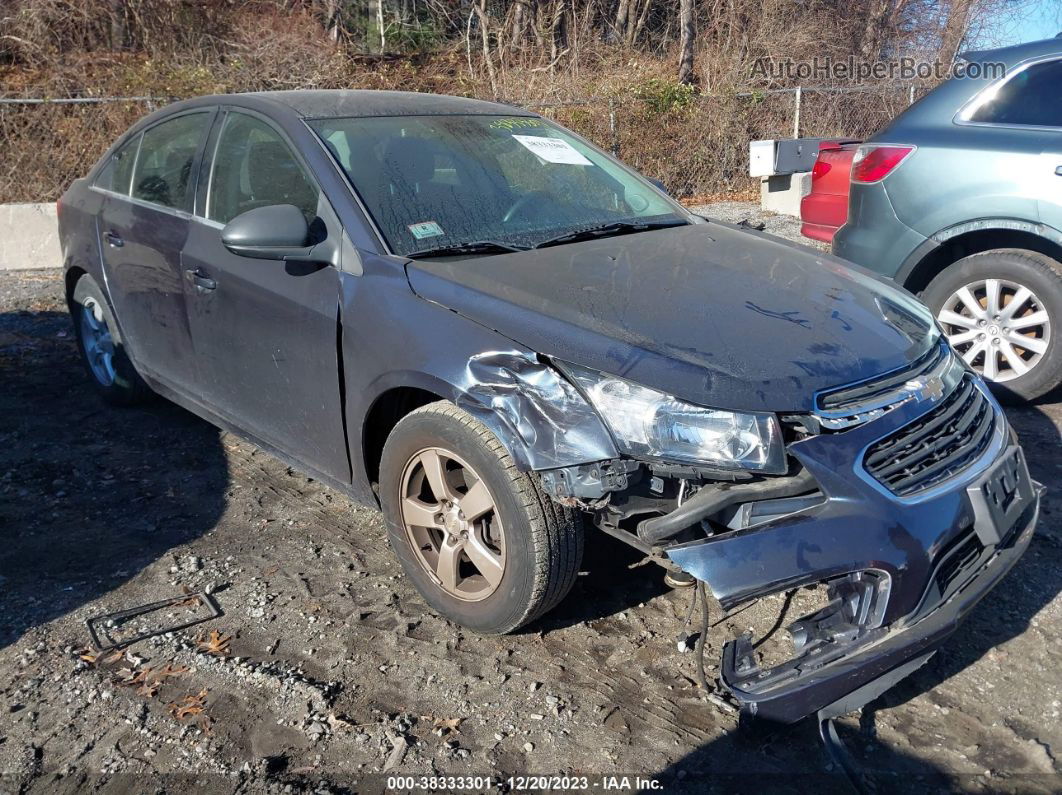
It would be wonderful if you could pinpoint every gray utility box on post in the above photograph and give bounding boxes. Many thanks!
[774,138,825,175]
[749,137,825,218]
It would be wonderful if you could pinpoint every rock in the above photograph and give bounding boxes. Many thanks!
[382,735,408,771]
[523,742,534,753]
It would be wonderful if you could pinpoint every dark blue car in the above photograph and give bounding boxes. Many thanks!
[58,90,1039,724]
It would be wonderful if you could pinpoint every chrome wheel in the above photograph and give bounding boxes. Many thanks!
[936,278,1051,382]
[79,297,117,386]
[399,447,505,602]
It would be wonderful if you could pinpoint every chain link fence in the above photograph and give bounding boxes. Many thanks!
[0,84,925,205]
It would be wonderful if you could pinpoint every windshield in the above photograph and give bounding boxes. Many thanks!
[308,114,688,256]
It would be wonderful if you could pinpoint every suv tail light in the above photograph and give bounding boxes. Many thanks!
[851,144,914,183]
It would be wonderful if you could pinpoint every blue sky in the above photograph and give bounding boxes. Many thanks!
[999,0,1059,44]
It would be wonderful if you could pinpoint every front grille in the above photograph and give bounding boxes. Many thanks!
[864,376,995,496]
[818,342,948,414]
[933,528,984,594]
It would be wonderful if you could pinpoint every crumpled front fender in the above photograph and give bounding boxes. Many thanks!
[454,351,619,471]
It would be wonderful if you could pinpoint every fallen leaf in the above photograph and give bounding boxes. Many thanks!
[196,630,231,657]
[176,585,203,608]
[423,715,463,735]
[168,688,208,721]
[117,662,189,698]
[78,648,124,667]
[326,712,364,731]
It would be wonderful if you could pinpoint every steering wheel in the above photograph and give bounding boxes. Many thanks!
[502,191,552,224]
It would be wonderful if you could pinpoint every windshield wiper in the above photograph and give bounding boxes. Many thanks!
[406,240,528,259]
[533,219,687,249]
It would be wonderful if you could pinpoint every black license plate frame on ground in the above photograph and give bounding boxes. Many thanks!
[967,445,1035,546]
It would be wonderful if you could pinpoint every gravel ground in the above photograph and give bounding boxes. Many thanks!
[1,245,1061,793]
[688,201,826,251]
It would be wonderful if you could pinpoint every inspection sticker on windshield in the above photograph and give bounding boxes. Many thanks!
[513,135,592,166]
[407,221,445,239]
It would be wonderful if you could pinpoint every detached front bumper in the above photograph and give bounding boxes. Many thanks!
[665,380,1039,723]
[721,498,1037,723]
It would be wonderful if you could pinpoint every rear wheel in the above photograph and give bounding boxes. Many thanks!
[71,274,152,405]
[923,249,1062,401]
[379,401,583,634]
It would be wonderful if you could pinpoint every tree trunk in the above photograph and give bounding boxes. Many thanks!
[678,0,696,84]
[614,0,631,42]
[474,0,499,97]
[108,0,127,50]
[938,0,975,63]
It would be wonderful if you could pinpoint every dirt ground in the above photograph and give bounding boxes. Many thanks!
[1,266,1061,794]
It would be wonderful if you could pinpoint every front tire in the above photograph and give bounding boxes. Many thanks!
[70,274,152,405]
[923,249,1062,402]
[379,401,583,634]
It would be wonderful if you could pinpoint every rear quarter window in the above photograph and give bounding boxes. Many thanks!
[94,135,140,195]
[968,59,1062,127]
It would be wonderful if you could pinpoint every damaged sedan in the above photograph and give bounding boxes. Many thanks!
[58,90,1040,724]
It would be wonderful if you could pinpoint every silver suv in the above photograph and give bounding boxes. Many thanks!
[834,37,1062,401]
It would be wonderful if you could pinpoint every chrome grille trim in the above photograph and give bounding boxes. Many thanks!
[814,342,955,430]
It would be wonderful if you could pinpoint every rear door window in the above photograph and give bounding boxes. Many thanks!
[95,135,140,195]
[131,112,209,211]
[206,112,320,225]
[968,59,1062,127]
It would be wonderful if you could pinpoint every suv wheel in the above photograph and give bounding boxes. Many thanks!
[379,401,583,634]
[70,274,153,405]
[922,249,1062,401]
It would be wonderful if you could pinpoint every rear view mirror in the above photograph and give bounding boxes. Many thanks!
[221,204,312,260]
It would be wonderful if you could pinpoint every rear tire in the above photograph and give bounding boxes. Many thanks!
[379,401,583,634]
[70,274,152,405]
[922,249,1062,402]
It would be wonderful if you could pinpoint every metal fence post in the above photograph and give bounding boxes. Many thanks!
[793,86,802,139]
[608,97,619,157]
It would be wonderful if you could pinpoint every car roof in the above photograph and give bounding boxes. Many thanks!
[961,36,1062,68]
[169,89,537,120]
[873,36,1062,140]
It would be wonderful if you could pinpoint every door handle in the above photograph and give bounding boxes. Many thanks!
[185,268,217,292]
[104,230,123,248]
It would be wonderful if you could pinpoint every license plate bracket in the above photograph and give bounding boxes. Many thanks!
[966,445,1035,546]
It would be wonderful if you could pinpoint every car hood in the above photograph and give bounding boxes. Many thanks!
[405,222,938,412]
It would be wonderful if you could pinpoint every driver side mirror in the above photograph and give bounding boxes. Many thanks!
[221,204,314,261]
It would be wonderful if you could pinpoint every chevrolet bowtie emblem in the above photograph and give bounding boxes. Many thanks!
[905,375,945,402]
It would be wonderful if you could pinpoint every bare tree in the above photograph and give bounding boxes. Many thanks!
[678,0,696,84]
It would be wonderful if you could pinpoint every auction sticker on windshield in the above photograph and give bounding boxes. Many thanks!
[408,221,445,239]
[513,135,592,166]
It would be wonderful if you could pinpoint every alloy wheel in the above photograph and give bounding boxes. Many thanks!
[936,278,1050,382]
[80,297,117,386]
[399,447,505,602]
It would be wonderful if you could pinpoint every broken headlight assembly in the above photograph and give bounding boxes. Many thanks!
[561,364,786,473]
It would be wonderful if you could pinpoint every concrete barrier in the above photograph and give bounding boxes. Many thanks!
[0,203,62,270]
[759,172,812,217]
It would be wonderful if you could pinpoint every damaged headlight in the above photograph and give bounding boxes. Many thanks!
[561,365,786,473]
